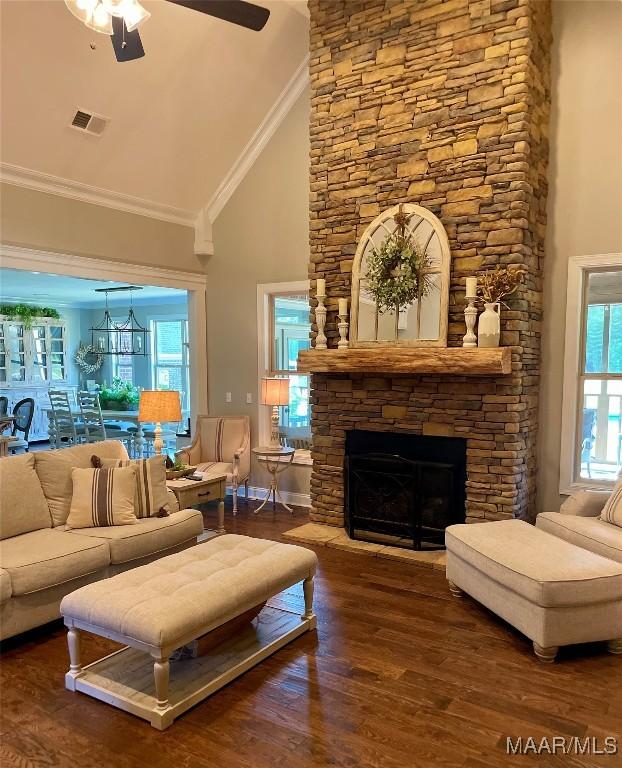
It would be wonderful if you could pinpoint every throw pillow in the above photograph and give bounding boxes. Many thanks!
[67,466,138,529]
[91,454,170,518]
[601,476,622,527]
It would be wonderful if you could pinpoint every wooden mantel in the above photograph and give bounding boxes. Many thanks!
[297,347,512,376]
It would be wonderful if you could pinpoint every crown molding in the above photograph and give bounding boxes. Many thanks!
[207,55,309,222]
[0,163,197,227]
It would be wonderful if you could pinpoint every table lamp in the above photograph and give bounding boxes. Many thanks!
[261,377,289,449]
[138,390,181,455]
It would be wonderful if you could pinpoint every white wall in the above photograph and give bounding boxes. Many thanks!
[538,0,622,511]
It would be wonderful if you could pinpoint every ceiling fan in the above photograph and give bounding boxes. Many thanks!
[64,0,270,62]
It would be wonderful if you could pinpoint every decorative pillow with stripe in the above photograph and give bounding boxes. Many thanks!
[67,466,138,529]
[600,475,622,528]
[91,454,170,518]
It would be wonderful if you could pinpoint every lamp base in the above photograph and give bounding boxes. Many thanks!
[269,405,281,450]
[153,422,164,455]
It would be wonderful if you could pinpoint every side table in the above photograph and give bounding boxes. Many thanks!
[166,474,227,534]
[252,446,295,514]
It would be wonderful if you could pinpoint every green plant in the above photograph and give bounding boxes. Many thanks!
[99,377,140,406]
[0,303,61,329]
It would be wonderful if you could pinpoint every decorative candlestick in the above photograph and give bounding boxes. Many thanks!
[337,311,349,349]
[463,277,478,348]
[315,290,327,350]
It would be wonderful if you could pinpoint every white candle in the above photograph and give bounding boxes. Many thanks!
[465,276,477,298]
[316,278,326,296]
[338,298,348,316]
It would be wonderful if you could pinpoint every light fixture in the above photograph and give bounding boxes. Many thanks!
[89,286,150,356]
[261,377,290,449]
[138,390,182,455]
[65,0,149,36]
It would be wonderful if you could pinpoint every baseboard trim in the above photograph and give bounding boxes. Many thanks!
[227,487,311,509]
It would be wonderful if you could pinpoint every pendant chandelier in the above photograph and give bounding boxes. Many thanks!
[90,286,149,356]
[64,0,150,36]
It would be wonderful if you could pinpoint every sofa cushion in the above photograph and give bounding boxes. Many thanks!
[95,455,170,518]
[536,512,622,564]
[445,520,622,607]
[560,490,610,517]
[0,568,12,603]
[601,475,622,527]
[67,466,138,529]
[0,453,52,539]
[66,509,203,565]
[0,529,110,596]
[35,440,129,527]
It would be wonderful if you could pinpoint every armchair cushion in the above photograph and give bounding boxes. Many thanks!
[196,461,234,480]
[560,490,610,518]
[601,476,622,528]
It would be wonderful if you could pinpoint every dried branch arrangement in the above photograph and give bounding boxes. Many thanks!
[478,266,527,304]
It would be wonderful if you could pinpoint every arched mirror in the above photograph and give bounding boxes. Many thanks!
[350,203,451,347]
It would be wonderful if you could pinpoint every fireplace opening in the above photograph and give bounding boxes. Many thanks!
[344,430,466,551]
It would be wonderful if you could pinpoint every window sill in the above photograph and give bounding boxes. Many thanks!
[560,479,616,497]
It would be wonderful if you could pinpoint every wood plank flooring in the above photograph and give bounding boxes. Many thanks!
[1,500,621,767]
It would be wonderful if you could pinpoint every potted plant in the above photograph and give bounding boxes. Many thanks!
[99,378,140,411]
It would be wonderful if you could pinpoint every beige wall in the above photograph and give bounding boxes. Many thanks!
[210,89,311,497]
[538,0,622,511]
[0,183,200,273]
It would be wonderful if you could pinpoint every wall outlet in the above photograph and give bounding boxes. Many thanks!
[246,393,253,404]
[225,392,232,403]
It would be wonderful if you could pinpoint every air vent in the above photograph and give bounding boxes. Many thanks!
[69,108,109,137]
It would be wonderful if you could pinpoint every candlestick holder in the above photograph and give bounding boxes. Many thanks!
[315,293,327,350]
[463,296,478,348]
[337,312,349,349]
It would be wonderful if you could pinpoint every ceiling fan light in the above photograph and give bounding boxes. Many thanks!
[64,0,93,24]
[84,2,113,34]
[123,1,150,33]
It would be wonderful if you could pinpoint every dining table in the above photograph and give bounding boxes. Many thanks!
[0,434,18,457]
[42,408,148,453]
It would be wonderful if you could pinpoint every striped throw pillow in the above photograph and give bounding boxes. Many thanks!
[92,455,170,518]
[600,476,622,528]
[67,466,138,529]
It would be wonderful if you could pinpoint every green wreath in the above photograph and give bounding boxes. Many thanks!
[365,209,432,313]
[75,344,103,375]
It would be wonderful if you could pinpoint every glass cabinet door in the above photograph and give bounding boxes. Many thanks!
[0,324,6,384]
[30,325,49,382]
[49,324,66,381]
[7,323,26,382]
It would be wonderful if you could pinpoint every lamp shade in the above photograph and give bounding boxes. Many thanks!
[260,377,289,407]
[138,390,182,423]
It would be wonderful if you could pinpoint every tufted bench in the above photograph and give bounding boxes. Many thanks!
[61,534,318,728]
[446,520,622,662]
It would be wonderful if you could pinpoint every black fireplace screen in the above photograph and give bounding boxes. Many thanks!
[344,431,466,551]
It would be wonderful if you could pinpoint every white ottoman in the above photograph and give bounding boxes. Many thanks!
[61,534,318,728]
[445,520,622,662]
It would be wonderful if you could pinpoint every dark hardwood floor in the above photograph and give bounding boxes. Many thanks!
[1,500,621,767]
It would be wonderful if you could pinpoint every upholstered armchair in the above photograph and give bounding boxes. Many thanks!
[175,415,251,514]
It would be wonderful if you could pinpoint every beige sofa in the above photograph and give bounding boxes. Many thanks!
[0,441,204,640]
[536,490,622,564]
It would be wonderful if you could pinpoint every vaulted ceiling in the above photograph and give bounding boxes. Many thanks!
[0,0,308,220]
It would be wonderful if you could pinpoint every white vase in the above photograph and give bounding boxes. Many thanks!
[478,302,501,348]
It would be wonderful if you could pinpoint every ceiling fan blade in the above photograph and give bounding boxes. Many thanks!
[110,15,145,62]
[166,0,269,31]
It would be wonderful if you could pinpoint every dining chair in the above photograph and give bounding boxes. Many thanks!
[8,398,34,453]
[77,391,133,451]
[0,396,8,417]
[48,390,83,448]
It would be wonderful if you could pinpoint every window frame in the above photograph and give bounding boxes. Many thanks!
[257,281,311,464]
[560,253,622,494]
[150,315,190,414]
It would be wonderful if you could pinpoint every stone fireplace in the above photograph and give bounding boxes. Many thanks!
[303,0,551,527]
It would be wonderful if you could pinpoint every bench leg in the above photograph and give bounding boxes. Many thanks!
[65,627,83,690]
[607,638,622,654]
[153,657,170,710]
[533,642,558,663]
[303,576,317,629]
[448,581,464,598]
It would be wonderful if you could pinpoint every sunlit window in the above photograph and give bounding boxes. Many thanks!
[151,319,190,413]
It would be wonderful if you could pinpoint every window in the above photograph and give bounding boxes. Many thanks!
[151,318,190,413]
[111,327,134,384]
[561,256,622,492]
[270,292,311,442]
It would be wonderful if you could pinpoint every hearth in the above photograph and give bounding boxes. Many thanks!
[345,430,466,551]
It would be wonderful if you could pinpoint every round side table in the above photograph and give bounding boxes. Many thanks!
[252,446,295,514]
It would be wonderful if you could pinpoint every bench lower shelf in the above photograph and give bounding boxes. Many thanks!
[66,605,316,730]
